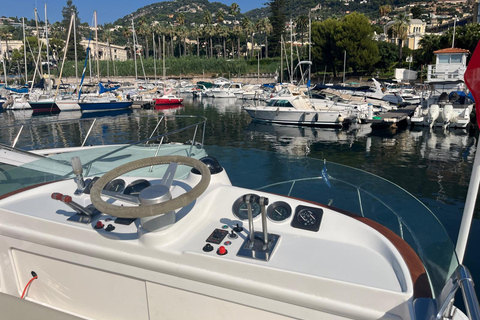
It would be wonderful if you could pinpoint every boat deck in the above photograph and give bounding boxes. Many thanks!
[366,105,417,128]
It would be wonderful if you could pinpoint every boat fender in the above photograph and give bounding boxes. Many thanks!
[276,107,279,116]
[337,115,344,123]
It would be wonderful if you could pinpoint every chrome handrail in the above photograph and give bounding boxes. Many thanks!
[436,265,480,320]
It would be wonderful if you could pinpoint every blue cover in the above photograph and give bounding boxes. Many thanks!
[5,86,28,93]
[98,82,120,94]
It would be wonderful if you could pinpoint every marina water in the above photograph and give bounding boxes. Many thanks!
[1,95,479,298]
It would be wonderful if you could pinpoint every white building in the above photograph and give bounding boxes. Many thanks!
[80,40,128,61]
[427,47,470,82]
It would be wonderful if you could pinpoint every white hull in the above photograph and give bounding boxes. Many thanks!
[244,106,346,126]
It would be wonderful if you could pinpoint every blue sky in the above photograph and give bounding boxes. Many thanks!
[2,0,264,25]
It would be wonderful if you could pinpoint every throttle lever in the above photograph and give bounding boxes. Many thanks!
[51,192,94,216]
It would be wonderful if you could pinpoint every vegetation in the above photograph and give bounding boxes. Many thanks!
[0,0,478,83]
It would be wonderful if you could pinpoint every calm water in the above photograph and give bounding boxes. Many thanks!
[1,95,480,297]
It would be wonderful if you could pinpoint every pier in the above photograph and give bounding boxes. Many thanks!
[366,104,417,128]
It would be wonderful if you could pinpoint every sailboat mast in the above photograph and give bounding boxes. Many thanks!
[94,11,100,82]
[280,35,283,83]
[153,33,157,82]
[34,8,44,76]
[74,13,78,88]
[45,4,50,79]
[0,38,7,85]
[132,19,138,81]
[290,19,293,83]
[308,12,311,83]
[22,18,28,85]
[162,34,166,81]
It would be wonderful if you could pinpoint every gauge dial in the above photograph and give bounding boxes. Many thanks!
[124,179,151,196]
[297,209,317,226]
[232,194,261,220]
[291,205,323,232]
[267,201,292,222]
[104,179,126,193]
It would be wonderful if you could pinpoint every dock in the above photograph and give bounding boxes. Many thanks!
[366,105,417,128]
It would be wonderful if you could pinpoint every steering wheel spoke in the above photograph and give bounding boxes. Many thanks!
[101,190,140,205]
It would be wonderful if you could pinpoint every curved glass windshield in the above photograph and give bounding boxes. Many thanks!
[206,145,458,298]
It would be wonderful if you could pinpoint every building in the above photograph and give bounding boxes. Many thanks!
[427,47,470,82]
[384,18,426,50]
[80,40,128,61]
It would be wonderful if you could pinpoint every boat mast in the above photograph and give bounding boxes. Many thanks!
[132,19,138,82]
[163,34,166,81]
[54,14,74,101]
[290,18,293,83]
[34,8,43,76]
[22,18,28,85]
[280,35,283,83]
[0,38,7,85]
[308,12,311,85]
[74,12,78,89]
[45,4,51,80]
[153,33,157,82]
[94,11,100,83]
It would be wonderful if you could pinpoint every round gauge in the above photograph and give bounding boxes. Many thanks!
[232,194,261,220]
[104,179,126,193]
[267,201,292,222]
[124,179,151,196]
[296,208,318,226]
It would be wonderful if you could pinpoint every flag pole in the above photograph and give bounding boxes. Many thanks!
[455,39,480,263]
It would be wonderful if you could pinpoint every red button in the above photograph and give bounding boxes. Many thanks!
[95,221,104,229]
[217,246,227,255]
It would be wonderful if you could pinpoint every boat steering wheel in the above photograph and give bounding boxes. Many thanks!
[90,155,211,218]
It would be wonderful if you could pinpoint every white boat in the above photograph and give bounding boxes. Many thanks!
[243,90,356,127]
[0,136,479,319]
[212,83,244,99]
[408,83,474,129]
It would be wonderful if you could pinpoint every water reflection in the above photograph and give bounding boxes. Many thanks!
[244,122,373,156]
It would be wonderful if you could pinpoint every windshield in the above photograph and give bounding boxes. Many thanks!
[0,115,207,197]
[205,145,458,299]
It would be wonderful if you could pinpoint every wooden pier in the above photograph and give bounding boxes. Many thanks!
[365,105,417,128]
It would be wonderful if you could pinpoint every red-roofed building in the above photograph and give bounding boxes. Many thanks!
[427,47,470,82]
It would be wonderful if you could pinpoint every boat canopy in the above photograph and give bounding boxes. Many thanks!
[99,82,121,94]
[311,84,373,92]
[5,86,28,94]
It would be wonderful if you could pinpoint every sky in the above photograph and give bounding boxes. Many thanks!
[2,0,264,25]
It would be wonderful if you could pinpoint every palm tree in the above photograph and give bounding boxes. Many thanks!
[217,25,229,58]
[203,11,214,57]
[233,25,242,58]
[191,25,202,57]
[230,3,240,24]
[138,18,150,59]
[388,13,410,65]
[296,15,308,50]
[379,5,392,22]
[256,18,272,59]
[241,17,254,59]
[122,27,132,59]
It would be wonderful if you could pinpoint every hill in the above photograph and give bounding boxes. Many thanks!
[113,0,416,27]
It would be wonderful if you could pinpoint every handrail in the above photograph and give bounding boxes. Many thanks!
[436,265,480,320]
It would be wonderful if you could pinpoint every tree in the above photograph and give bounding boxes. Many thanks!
[388,13,410,65]
[256,18,272,59]
[335,12,380,73]
[61,0,84,61]
[374,41,398,72]
[267,0,287,57]
[296,15,309,56]
[230,3,240,24]
[312,19,341,76]
[410,6,424,19]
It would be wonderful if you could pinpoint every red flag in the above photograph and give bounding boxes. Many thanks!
[464,40,480,128]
